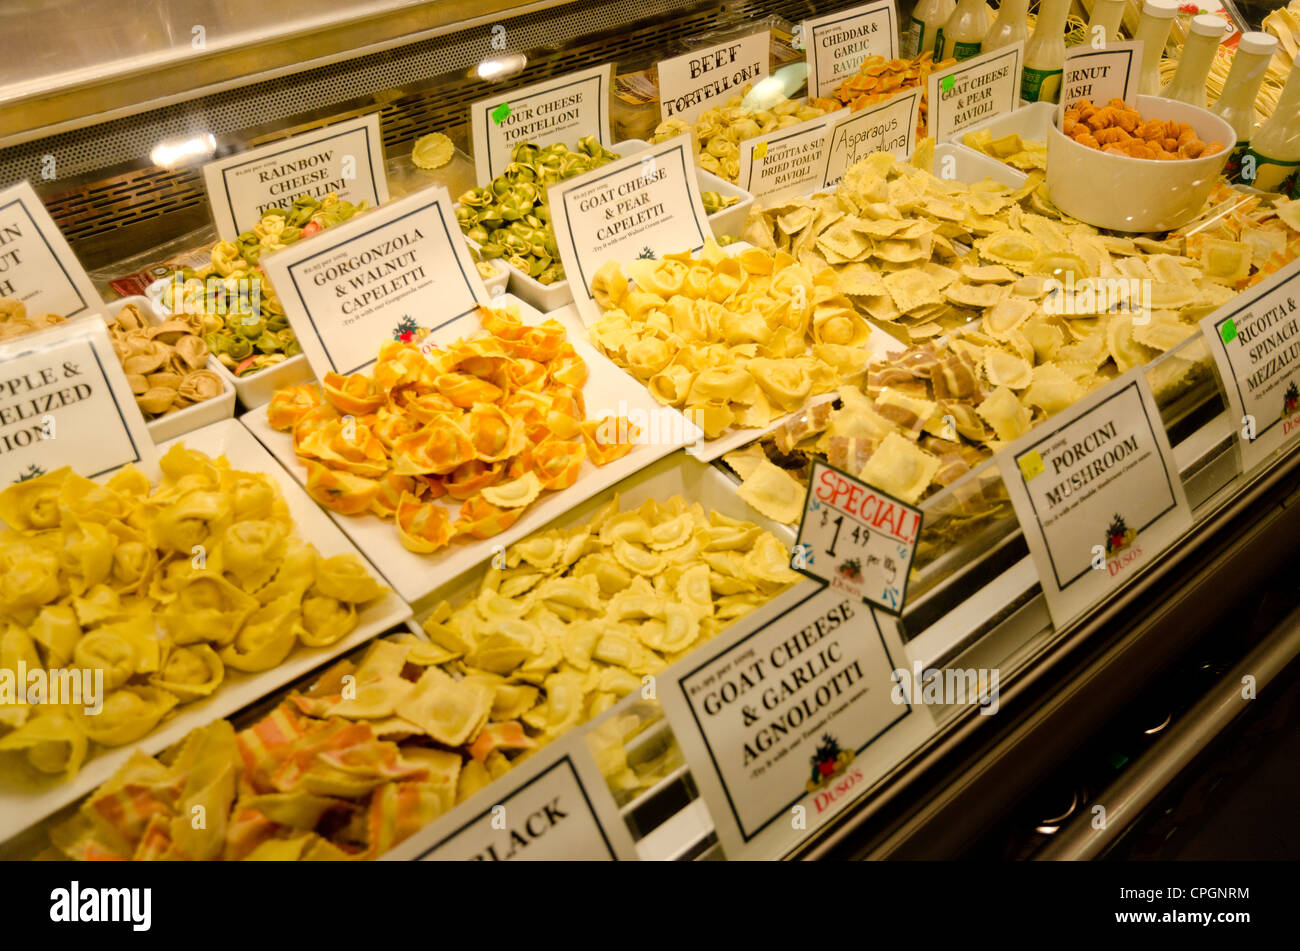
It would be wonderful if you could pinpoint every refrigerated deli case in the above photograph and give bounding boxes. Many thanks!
[2,0,1300,862]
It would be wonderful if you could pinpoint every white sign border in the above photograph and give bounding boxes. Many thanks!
[803,1,899,101]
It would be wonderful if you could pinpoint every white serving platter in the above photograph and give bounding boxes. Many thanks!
[146,277,314,410]
[105,296,237,444]
[240,293,702,609]
[0,417,411,847]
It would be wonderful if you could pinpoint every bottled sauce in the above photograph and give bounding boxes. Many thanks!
[1212,32,1278,165]
[1160,14,1226,107]
[1133,0,1180,97]
[1020,0,1070,102]
[905,0,956,59]
[1237,53,1300,199]
[938,0,991,61]
[1085,0,1127,45]
[984,0,1030,53]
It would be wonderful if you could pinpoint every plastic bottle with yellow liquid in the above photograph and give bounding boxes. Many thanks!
[1237,53,1300,199]
[1020,0,1070,102]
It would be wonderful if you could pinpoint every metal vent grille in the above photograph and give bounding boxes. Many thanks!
[4,0,863,267]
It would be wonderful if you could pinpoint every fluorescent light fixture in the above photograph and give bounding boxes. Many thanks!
[150,133,217,168]
[474,53,527,82]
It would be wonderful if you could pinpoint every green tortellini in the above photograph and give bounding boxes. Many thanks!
[458,137,621,285]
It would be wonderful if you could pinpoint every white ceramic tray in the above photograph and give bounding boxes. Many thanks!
[468,139,756,313]
[240,293,702,609]
[946,101,1053,181]
[932,142,1029,189]
[0,418,411,847]
[146,277,314,411]
[105,296,237,444]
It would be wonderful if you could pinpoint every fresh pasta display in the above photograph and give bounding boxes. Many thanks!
[0,446,387,787]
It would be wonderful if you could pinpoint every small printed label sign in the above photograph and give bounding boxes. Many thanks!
[1200,258,1300,473]
[819,87,922,188]
[471,64,613,183]
[202,114,389,241]
[737,112,842,203]
[549,135,711,326]
[0,319,157,486]
[0,182,101,320]
[657,31,770,124]
[1058,40,1142,120]
[793,460,921,615]
[656,584,917,860]
[259,185,489,379]
[926,42,1024,142]
[802,2,898,100]
[996,368,1192,628]
[380,726,636,861]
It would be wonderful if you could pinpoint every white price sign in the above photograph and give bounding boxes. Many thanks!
[996,369,1192,627]
[926,42,1024,142]
[0,320,157,486]
[1058,40,1143,120]
[0,182,101,320]
[470,64,613,183]
[802,2,898,100]
[819,87,922,188]
[259,185,489,378]
[380,725,636,861]
[793,460,921,615]
[201,114,389,241]
[737,111,841,203]
[1200,258,1300,473]
[657,584,921,860]
[657,32,770,123]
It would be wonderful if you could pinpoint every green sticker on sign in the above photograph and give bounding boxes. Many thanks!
[491,103,511,124]
[1220,318,1237,343]
[941,76,955,92]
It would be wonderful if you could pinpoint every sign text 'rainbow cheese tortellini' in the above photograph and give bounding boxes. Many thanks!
[202,114,389,241]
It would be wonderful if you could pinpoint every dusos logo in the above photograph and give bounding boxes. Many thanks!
[50,882,151,932]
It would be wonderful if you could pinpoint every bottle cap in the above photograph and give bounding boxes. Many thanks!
[1237,31,1279,57]
[1188,13,1227,38]
[1141,0,1179,19]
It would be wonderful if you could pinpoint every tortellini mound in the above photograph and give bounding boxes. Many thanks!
[270,305,640,554]
[0,448,386,786]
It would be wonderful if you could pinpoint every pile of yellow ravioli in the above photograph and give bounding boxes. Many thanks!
[0,446,386,786]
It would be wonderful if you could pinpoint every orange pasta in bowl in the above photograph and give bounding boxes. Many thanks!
[1061,98,1226,161]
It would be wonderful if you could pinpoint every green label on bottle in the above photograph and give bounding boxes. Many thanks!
[933,28,945,59]
[953,40,982,61]
[1021,66,1063,103]
[1237,147,1300,199]
[905,17,925,59]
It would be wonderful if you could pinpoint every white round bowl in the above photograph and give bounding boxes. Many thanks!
[1046,94,1234,233]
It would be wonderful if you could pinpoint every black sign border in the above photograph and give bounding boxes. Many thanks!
[807,2,898,97]
[675,585,912,844]
[0,195,92,318]
[411,754,620,861]
[480,70,610,181]
[1011,379,1178,590]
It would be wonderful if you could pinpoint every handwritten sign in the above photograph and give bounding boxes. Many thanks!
[737,112,841,203]
[470,64,613,182]
[657,32,770,123]
[380,725,636,861]
[0,320,156,486]
[657,584,917,859]
[996,369,1192,627]
[1059,40,1142,119]
[926,42,1023,142]
[202,115,389,241]
[548,135,711,325]
[0,182,101,320]
[1200,258,1300,473]
[803,2,898,100]
[259,185,488,378]
[793,460,921,615]
[819,87,922,188]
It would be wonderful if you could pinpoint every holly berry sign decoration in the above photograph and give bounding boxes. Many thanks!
[392,315,420,343]
[805,733,856,793]
[1284,381,1299,418]
[1104,513,1136,556]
